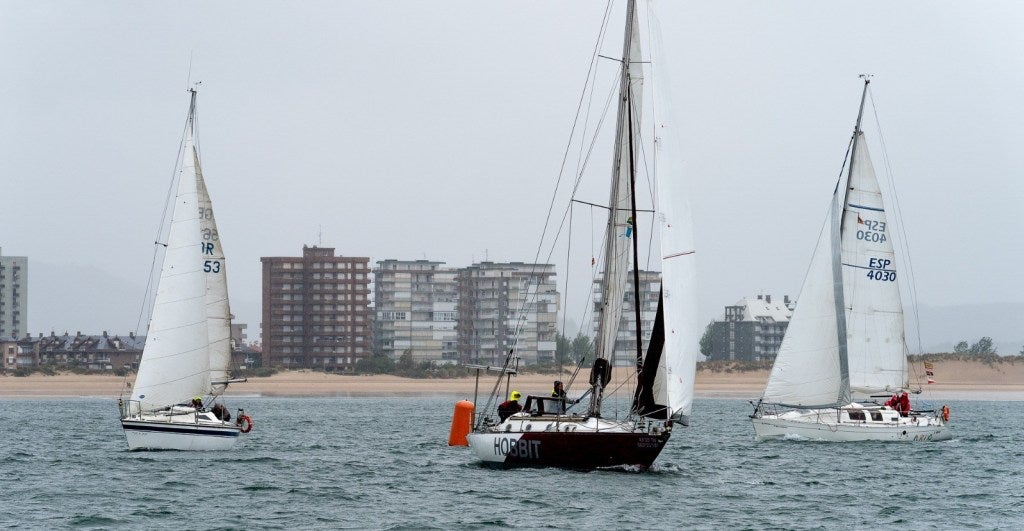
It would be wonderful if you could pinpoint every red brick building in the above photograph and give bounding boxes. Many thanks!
[260,246,372,370]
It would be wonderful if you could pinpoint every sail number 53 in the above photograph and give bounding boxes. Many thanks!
[204,260,221,273]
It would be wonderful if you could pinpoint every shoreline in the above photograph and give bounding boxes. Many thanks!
[1,360,1021,400]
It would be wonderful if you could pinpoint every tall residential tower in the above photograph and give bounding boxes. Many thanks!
[456,262,558,366]
[0,248,27,339]
[373,259,458,364]
[260,246,372,370]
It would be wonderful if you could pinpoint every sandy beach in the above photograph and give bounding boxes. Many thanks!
[1,360,1021,400]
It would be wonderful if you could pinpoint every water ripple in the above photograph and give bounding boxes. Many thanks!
[0,397,1021,528]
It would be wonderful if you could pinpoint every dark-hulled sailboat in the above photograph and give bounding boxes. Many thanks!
[460,0,698,469]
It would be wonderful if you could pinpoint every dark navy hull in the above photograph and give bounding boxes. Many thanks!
[467,429,670,470]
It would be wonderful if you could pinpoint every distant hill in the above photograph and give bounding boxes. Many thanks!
[909,302,1024,355]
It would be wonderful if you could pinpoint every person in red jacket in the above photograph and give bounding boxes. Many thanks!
[885,391,911,416]
[897,392,911,416]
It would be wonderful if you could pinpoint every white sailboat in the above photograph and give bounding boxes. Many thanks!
[119,87,253,451]
[751,78,948,442]
[459,0,699,469]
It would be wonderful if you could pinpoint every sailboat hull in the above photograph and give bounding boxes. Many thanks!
[466,416,670,469]
[752,407,949,442]
[121,417,241,451]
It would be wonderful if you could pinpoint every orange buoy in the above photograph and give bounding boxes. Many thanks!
[448,400,474,446]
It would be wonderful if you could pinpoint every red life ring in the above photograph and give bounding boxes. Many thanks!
[237,415,254,433]
[941,405,950,422]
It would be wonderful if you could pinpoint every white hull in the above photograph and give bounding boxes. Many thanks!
[121,412,240,451]
[752,406,948,442]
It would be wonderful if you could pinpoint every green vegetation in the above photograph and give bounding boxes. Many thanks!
[698,359,773,373]
[908,352,1023,366]
[699,321,714,358]
[554,332,594,366]
[953,336,998,355]
[354,353,395,374]
[236,366,279,378]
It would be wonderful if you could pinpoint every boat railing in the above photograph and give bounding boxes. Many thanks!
[119,399,142,419]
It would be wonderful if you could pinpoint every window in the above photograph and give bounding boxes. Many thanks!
[848,410,866,421]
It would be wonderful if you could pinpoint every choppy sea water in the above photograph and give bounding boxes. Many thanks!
[1,396,1021,529]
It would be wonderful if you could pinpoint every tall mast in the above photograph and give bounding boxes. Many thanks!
[187,86,198,138]
[589,0,639,417]
[831,75,870,405]
[627,77,644,382]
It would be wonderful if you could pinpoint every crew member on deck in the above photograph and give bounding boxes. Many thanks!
[552,381,567,400]
[897,392,911,416]
[497,391,523,422]
[885,391,911,416]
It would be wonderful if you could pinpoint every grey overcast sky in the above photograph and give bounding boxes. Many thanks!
[2,1,1022,349]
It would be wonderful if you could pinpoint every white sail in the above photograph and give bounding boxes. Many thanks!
[131,124,211,412]
[648,1,697,420]
[840,135,907,393]
[195,157,233,395]
[762,202,844,407]
[594,3,644,363]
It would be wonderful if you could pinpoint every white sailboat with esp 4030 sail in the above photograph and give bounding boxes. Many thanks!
[119,87,253,451]
[751,77,948,442]
[455,0,699,469]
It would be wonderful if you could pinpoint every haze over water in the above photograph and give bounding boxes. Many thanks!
[2,396,1020,528]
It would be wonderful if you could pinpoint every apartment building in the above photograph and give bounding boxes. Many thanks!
[592,270,661,367]
[260,246,372,370]
[708,294,794,362]
[456,262,558,366]
[373,259,458,364]
[0,248,28,339]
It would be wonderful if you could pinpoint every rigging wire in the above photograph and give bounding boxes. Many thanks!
[133,98,193,339]
[559,202,574,379]
[507,69,620,347]
[480,1,616,418]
